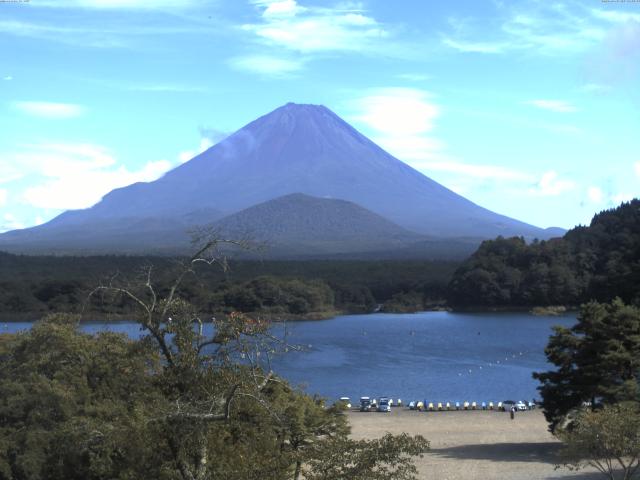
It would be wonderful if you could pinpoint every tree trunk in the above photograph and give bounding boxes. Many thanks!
[293,460,302,480]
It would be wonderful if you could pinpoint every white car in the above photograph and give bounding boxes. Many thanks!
[377,397,391,412]
[516,401,528,411]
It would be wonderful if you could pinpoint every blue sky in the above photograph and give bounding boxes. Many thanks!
[1,0,639,232]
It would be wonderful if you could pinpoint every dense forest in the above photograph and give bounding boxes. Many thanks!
[0,254,457,319]
[447,200,640,308]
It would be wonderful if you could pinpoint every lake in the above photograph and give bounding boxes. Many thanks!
[2,311,575,404]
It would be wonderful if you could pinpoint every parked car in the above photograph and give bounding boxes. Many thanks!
[377,397,391,412]
[337,397,351,409]
[360,396,372,412]
[516,401,528,411]
[502,400,516,412]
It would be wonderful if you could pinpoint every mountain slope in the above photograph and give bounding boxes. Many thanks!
[213,193,422,256]
[0,102,562,255]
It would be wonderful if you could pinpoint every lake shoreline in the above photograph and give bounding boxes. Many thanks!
[0,305,579,324]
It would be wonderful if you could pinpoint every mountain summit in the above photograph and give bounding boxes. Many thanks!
[0,102,560,255]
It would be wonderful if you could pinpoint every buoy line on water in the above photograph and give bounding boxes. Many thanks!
[456,350,534,377]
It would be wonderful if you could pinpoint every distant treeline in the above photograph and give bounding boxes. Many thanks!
[0,254,458,319]
[5,200,637,318]
[447,200,640,308]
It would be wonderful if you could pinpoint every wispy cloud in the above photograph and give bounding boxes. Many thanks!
[0,19,128,48]
[229,54,303,76]
[177,126,229,164]
[415,160,532,182]
[0,189,7,208]
[127,84,207,93]
[591,8,640,24]
[529,170,575,196]
[442,38,505,54]
[0,16,210,49]
[13,101,85,119]
[3,76,12,81]
[33,0,198,10]
[444,2,610,56]
[580,83,610,93]
[242,0,388,53]
[396,73,431,82]
[612,192,635,204]
[525,99,578,113]
[1,214,24,232]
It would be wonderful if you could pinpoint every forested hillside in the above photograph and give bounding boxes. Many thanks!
[0,254,457,319]
[447,200,640,308]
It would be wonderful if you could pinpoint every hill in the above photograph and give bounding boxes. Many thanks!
[212,193,477,259]
[447,200,640,308]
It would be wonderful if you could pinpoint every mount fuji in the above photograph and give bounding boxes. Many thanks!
[0,103,562,257]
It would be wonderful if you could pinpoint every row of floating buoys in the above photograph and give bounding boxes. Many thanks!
[457,351,531,377]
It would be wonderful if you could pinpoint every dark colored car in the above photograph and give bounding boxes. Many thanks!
[360,397,372,412]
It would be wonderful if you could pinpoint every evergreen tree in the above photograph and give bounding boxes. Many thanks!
[534,299,640,431]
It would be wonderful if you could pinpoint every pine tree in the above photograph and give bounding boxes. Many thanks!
[534,299,640,431]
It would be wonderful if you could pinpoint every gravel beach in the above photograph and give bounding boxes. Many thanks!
[347,409,602,480]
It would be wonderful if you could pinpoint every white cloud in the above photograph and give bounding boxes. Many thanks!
[13,101,85,119]
[442,38,505,54]
[530,170,575,196]
[178,137,215,164]
[0,189,7,207]
[587,186,604,203]
[525,99,578,113]
[2,213,24,232]
[34,215,44,226]
[243,1,387,53]
[229,55,303,76]
[352,87,442,162]
[351,87,535,185]
[3,76,12,81]
[3,143,171,210]
[258,0,302,17]
[24,162,171,210]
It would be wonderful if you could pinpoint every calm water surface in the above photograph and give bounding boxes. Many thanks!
[3,311,575,403]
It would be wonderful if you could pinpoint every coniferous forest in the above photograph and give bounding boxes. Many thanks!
[447,200,640,309]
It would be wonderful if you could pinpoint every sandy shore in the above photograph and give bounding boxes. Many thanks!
[347,409,601,480]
